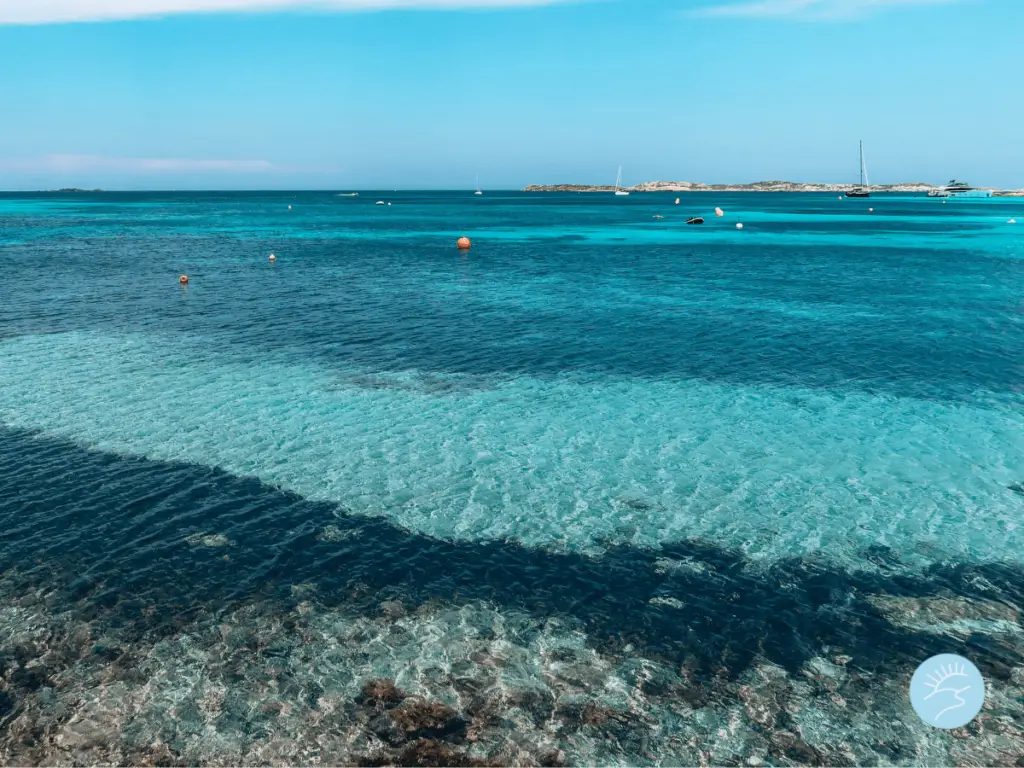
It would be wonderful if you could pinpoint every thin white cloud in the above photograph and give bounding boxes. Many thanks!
[0,0,576,25]
[0,154,278,172]
[694,0,966,19]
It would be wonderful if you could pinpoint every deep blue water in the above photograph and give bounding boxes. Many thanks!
[1,190,1023,765]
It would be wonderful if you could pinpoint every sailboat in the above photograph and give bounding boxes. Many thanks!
[846,141,871,198]
[614,166,630,196]
[474,175,483,196]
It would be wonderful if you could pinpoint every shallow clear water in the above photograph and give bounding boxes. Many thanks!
[1,190,1023,766]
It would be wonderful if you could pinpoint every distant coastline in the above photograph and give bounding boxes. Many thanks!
[524,181,1023,196]
[9,184,1019,197]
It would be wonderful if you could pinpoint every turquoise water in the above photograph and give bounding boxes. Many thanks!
[1,191,1023,765]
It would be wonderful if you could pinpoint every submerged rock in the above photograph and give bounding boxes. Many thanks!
[767,730,858,767]
[55,705,122,749]
[615,496,665,512]
[803,657,848,690]
[317,524,362,542]
[369,713,407,746]
[381,600,407,619]
[537,748,567,767]
[290,583,317,599]
[868,595,1019,634]
[737,663,792,731]
[653,556,708,576]
[648,596,686,609]
[185,532,231,548]
[358,679,408,707]
[395,738,494,767]
[556,699,633,731]
[390,699,468,741]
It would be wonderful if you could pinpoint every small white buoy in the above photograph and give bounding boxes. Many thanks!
[736,223,744,230]
[1010,219,1017,224]
[715,207,724,217]
[388,202,392,206]
[269,253,276,262]
[839,196,844,200]
[674,198,680,205]
[869,208,874,212]
[288,205,292,211]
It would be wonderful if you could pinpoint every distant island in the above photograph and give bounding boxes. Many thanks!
[523,180,1023,196]
[52,188,104,193]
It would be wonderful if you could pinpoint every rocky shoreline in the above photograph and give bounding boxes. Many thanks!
[4,533,1023,768]
[524,180,1023,195]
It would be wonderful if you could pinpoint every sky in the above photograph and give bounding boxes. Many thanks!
[0,0,1021,189]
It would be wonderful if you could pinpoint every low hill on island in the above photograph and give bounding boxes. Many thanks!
[523,180,941,193]
[523,181,1022,195]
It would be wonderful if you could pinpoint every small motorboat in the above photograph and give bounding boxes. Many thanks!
[338,192,358,197]
[686,216,704,225]
[376,201,386,205]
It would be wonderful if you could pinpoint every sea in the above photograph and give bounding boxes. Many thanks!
[1,190,1022,765]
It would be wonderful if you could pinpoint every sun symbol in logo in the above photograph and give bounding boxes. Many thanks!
[921,660,972,723]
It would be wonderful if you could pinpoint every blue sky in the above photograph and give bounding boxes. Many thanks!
[0,0,1020,189]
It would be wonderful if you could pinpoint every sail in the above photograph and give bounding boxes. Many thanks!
[860,142,870,188]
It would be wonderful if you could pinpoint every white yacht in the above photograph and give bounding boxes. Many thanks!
[928,180,993,199]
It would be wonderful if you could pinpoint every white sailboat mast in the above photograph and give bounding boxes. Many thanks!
[860,141,869,188]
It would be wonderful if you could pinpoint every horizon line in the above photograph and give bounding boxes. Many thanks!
[2,183,1018,193]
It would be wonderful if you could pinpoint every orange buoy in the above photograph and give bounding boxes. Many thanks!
[715,207,724,217]
[179,275,189,284]
[457,236,471,250]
